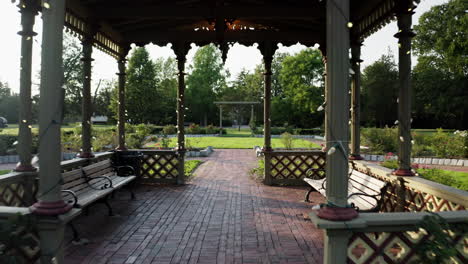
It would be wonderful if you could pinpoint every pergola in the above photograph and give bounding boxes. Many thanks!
[214,101,260,131]
[10,0,421,263]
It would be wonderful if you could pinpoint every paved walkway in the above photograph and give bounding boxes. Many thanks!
[65,149,324,264]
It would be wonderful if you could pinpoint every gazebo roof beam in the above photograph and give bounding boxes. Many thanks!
[123,30,323,45]
[92,6,323,20]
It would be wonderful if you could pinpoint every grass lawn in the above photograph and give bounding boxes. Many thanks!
[160,137,319,149]
[0,170,11,175]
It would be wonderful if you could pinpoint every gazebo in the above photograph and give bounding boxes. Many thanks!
[2,0,467,263]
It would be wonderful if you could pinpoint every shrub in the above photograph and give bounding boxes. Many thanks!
[361,127,398,154]
[186,123,202,134]
[205,124,217,134]
[126,133,146,149]
[0,135,18,155]
[293,128,324,135]
[163,125,177,135]
[430,128,465,158]
[280,132,294,149]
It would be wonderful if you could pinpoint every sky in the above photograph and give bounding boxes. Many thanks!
[0,0,447,94]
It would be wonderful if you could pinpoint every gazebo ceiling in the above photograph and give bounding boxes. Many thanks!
[63,0,420,57]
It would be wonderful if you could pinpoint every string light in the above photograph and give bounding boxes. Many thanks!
[347,22,353,28]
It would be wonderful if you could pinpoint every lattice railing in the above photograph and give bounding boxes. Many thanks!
[352,161,468,212]
[266,150,325,184]
[140,150,180,184]
[348,221,467,264]
[0,172,37,207]
[0,209,40,263]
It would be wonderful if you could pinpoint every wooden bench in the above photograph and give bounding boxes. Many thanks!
[304,166,390,212]
[61,159,137,241]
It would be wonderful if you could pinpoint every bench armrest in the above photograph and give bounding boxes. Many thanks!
[347,183,390,213]
[61,190,79,208]
[115,165,135,177]
[86,176,113,190]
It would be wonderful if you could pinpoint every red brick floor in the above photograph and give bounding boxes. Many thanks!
[64,149,325,264]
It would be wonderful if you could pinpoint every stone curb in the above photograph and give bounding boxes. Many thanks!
[361,154,468,167]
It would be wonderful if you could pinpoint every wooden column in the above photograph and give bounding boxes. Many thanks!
[349,40,363,160]
[15,1,39,172]
[174,43,189,185]
[31,0,71,262]
[116,50,129,151]
[394,1,416,176]
[219,106,223,135]
[322,56,328,142]
[318,0,357,221]
[260,41,276,185]
[78,29,95,158]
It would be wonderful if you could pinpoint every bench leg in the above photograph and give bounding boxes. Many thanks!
[69,222,80,242]
[128,182,136,200]
[103,197,114,216]
[305,187,315,203]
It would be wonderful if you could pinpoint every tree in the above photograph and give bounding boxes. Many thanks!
[413,0,467,76]
[412,0,468,129]
[154,57,178,124]
[93,80,116,120]
[124,47,160,124]
[62,33,84,122]
[0,82,19,123]
[276,48,325,128]
[361,52,398,127]
[186,44,227,126]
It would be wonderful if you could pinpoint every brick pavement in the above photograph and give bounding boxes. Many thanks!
[64,149,324,264]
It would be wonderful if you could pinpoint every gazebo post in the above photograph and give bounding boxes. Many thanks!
[317,0,357,263]
[174,43,189,185]
[349,40,363,160]
[30,0,72,262]
[116,47,129,151]
[78,25,96,158]
[15,0,39,172]
[394,0,416,176]
[260,41,276,185]
[219,106,223,135]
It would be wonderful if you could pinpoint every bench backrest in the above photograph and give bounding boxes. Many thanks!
[348,170,387,210]
[61,159,114,202]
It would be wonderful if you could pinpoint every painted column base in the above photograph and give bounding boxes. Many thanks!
[393,169,415,176]
[77,152,95,158]
[317,207,358,221]
[14,163,37,172]
[30,200,72,216]
[349,154,363,160]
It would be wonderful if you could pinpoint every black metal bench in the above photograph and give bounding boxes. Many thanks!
[304,165,390,212]
[61,159,137,242]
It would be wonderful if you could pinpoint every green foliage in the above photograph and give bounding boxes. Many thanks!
[280,132,294,149]
[380,159,398,170]
[62,33,84,122]
[249,158,265,181]
[0,135,18,155]
[361,52,398,127]
[274,49,325,128]
[361,127,398,154]
[162,125,177,135]
[0,214,37,263]
[185,160,203,179]
[186,123,202,134]
[186,44,227,125]
[412,0,467,129]
[0,82,19,124]
[412,214,462,264]
[430,129,466,158]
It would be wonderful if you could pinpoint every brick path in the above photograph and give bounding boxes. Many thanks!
[65,149,324,264]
